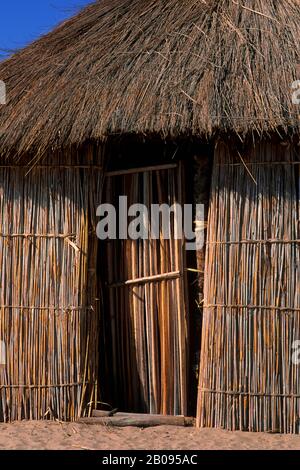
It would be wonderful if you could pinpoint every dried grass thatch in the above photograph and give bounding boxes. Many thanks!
[0,0,299,160]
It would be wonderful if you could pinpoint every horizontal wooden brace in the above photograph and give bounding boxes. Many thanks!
[0,233,76,238]
[200,388,300,398]
[0,165,103,170]
[218,161,300,167]
[207,239,300,245]
[105,163,178,177]
[205,304,300,312]
[0,382,96,389]
[0,305,94,311]
[108,270,181,288]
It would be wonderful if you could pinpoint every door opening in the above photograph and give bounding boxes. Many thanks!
[99,161,189,415]
[97,139,213,417]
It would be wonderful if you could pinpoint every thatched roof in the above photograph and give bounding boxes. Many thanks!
[0,0,299,158]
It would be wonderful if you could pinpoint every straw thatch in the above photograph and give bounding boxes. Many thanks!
[0,0,299,160]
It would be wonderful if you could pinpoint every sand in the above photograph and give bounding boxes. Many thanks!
[0,422,299,450]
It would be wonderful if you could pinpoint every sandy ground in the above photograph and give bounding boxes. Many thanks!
[0,422,299,450]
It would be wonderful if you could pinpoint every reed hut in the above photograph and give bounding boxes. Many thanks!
[0,0,299,432]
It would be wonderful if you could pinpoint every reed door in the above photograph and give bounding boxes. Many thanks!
[100,163,188,415]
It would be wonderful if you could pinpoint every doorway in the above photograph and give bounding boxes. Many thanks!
[99,161,189,415]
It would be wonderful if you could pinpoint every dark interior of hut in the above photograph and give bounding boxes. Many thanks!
[97,138,213,417]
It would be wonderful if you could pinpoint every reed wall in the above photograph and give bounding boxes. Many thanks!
[0,145,104,421]
[197,141,300,433]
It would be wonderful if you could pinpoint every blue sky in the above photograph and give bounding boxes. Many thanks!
[0,0,93,59]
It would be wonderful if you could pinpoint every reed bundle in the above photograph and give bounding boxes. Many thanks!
[0,145,103,421]
[101,165,188,415]
[197,141,300,433]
